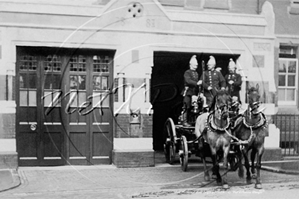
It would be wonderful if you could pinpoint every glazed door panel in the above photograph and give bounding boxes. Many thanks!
[17,50,64,166]
[66,53,113,165]
[89,55,113,164]
[16,47,114,166]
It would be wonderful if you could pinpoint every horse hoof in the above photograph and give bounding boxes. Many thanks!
[217,181,222,186]
[223,184,229,189]
[204,175,210,181]
[255,183,262,189]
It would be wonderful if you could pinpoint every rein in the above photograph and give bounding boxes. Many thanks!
[230,109,268,145]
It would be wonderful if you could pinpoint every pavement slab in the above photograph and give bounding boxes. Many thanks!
[0,162,298,199]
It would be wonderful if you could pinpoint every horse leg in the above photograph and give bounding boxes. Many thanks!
[199,140,210,181]
[250,149,257,178]
[237,147,244,179]
[255,147,264,189]
[202,156,210,181]
[221,144,230,189]
[243,150,252,184]
[211,152,222,186]
[210,148,217,180]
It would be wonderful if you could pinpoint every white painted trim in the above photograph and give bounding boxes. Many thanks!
[43,157,62,160]
[43,122,62,125]
[92,122,109,125]
[0,101,16,113]
[167,10,267,26]
[69,157,86,159]
[0,139,16,152]
[20,157,37,160]
[69,122,86,125]
[92,156,109,159]
[0,23,276,40]
[114,138,153,150]
[276,34,299,39]
[11,40,119,50]
[0,1,105,17]
[151,45,246,54]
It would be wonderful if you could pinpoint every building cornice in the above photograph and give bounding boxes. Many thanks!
[0,22,276,40]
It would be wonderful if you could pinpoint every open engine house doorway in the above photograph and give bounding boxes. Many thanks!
[151,51,240,151]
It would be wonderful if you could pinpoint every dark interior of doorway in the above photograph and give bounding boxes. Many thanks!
[151,51,240,151]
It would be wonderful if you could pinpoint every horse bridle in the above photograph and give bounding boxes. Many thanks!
[248,101,262,118]
[214,99,231,119]
[247,90,261,114]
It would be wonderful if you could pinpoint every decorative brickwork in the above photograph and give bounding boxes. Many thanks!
[115,113,153,138]
[112,150,154,168]
[0,113,15,139]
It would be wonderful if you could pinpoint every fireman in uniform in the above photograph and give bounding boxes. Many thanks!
[200,55,226,109]
[225,58,242,102]
[181,55,202,127]
[225,58,242,117]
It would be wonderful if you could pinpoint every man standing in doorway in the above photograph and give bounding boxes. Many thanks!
[181,55,202,127]
[200,55,226,108]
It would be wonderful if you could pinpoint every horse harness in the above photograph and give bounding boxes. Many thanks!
[206,113,231,133]
[230,112,268,145]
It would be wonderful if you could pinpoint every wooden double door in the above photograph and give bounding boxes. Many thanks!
[16,47,114,166]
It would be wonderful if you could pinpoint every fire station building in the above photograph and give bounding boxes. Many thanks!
[0,0,296,168]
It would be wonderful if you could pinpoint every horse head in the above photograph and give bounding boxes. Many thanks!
[211,89,231,120]
[247,84,261,115]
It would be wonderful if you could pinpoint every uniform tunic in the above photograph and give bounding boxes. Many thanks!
[225,72,242,101]
[182,69,199,109]
[200,70,226,107]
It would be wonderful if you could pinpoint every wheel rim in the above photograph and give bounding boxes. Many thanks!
[164,118,177,164]
[169,143,175,164]
[166,118,176,142]
[164,143,170,163]
[181,135,188,171]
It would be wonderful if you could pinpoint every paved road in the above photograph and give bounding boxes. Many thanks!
[0,162,298,199]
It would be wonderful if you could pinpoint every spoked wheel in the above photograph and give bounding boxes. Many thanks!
[164,118,177,164]
[169,142,176,164]
[180,135,188,171]
[163,142,170,163]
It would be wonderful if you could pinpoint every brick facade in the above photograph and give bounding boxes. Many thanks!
[115,114,153,138]
[0,113,15,139]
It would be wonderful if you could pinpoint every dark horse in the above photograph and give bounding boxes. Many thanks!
[195,90,232,189]
[231,84,268,189]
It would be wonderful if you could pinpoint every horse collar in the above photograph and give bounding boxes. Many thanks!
[243,112,268,129]
[206,113,230,132]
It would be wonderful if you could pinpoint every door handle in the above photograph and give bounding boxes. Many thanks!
[30,123,37,131]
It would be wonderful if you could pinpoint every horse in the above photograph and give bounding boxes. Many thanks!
[195,89,232,189]
[231,84,268,189]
